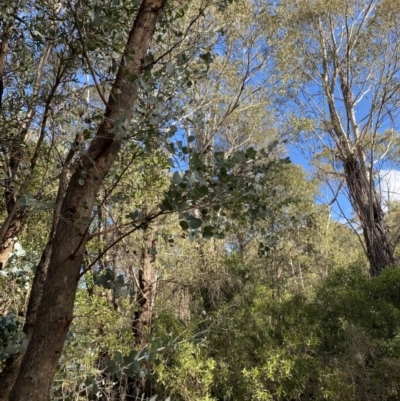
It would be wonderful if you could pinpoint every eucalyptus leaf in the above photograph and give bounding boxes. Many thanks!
[187,216,202,229]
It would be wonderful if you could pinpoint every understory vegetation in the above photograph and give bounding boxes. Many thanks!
[1,0,400,400]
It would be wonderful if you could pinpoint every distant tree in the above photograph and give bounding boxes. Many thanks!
[275,0,400,275]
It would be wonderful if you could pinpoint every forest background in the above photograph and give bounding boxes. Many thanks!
[1,0,400,400]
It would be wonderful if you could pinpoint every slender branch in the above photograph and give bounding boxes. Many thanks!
[68,1,110,111]
[99,148,142,209]
[81,211,165,276]
[0,62,66,247]
[87,220,140,239]
[144,7,207,69]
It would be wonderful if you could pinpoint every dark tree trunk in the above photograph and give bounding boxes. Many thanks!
[9,0,167,399]
[0,242,52,400]
[127,233,157,398]
[95,351,121,401]
[343,156,394,276]
[133,234,157,347]
[0,129,81,399]
[0,178,24,269]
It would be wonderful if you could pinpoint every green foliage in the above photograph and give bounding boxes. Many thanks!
[2,0,399,400]
[157,341,217,401]
[0,314,26,367]
[162,145,290,240]
[54,288,136,398]
[202,266,400,401]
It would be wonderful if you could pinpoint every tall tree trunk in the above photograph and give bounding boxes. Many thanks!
[9,0,167,399]
[0,132,81,400]
[133,233,157,347]
[312,12,395,276]
[128,232,157,398]
[0,243,52,400]
[0,11,16,110]
[343,157,393,276]
[336,44,394,275]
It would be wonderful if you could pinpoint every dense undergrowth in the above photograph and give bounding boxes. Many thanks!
[153,265,400,401]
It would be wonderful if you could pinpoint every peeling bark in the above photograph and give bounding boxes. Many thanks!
[343,157,393,276]
[316,14,395,275]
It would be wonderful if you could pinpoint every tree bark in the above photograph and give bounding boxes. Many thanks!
[0,106,80,400]
[0,15,17,269]
[9,0,167,399]
[0,14,15,109]
[316,17,395,276]
[343,157,394,276]
[128,233,157,398]
[0,233,54,400]
[133,234,157,347]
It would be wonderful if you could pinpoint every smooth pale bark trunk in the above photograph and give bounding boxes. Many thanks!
[0,205,26,270]
[0,15,15,107]
[9,0,167,399]
[0,240,14,269]
[343,157,394,276]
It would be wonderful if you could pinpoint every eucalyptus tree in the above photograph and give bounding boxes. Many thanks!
[78,0,286,396]
[273,0,400,275]
[0,0,159,395]
[1,0,169,398]
[172,0,281,158]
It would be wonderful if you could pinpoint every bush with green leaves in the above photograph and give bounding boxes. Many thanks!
[202,265,400,401]
[156,341,217,401]
[0,313,26,369]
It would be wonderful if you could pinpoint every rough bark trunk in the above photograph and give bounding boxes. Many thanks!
[9,0,166,399]
[315,16,395,276]
[127,233,157,398]
[343,157,394,276]
[0,223,58,397]
[0,130,81,399]
[96,351,121,401]
[0,240,53,400]
[133,234,157,347]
